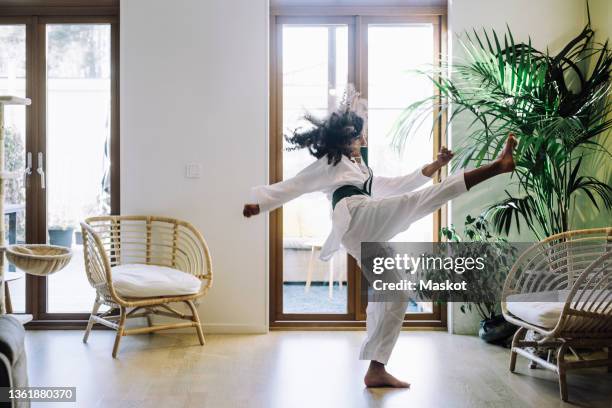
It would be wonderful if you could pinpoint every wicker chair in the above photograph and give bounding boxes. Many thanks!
[81,216,213,357]
[501,228,611,401]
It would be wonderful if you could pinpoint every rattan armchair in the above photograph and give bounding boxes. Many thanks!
[502,228,611,401]
[81,216,213,358]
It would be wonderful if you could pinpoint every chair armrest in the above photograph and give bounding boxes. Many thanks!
[81,222,121,301]
[174,221,213,291]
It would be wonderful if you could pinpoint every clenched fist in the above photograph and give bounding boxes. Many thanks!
[435,146,454,166]
[243,204,260,218]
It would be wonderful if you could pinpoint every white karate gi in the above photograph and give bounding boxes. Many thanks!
[251,154,467,364]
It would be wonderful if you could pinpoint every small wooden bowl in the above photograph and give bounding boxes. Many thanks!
[5,244,72,276]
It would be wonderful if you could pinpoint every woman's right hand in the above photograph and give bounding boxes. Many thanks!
[243,204,260,218]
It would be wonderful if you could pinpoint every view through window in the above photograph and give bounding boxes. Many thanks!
[275,15,443,322]
[367,23,435,314]
[46,24,112,313]
[0,25,27,314]
[282,24,349,314]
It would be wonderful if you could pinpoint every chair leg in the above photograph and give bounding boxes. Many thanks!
[305,246,316,293]
[185,300,205,346]
[509,327,526,372]
[557,343,569,402]
[112,306,127,358]
[328,256,334,300]
[608,346,612,373]
[83,298,101,343]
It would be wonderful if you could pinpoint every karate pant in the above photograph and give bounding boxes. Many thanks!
[340,172,468,364]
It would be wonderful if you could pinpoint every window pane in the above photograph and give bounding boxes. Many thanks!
[0,25,27,313]
[282,25,348,314]
[367,24,434,314]
[46,24,111,313]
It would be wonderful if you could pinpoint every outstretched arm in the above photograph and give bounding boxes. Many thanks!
[421,147,453,177]
[243,158,328,217]
[372,147,454,198]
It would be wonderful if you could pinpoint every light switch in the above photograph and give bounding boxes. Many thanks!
[185,163,202,179]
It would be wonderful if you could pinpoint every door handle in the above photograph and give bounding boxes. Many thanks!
[25,152,32,184]
[37,152,45,189]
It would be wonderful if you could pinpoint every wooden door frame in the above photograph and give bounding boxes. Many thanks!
[0,5,119,327]
[269,8,448,328]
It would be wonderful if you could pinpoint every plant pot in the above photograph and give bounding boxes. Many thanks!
[48,227,75,248]
[74,230,83,245]
[479,314,517,344]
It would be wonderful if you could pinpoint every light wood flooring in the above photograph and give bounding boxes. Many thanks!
[25,330,612,408]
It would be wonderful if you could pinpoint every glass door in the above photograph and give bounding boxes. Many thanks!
[360,18,443,322]
[270,13,445,326]
[278,19,353,317]
[0,24,28,314]
[0,14,118,323]
[44,23,112,313]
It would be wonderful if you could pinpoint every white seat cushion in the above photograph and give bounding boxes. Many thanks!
[506,289,611,329]
[111,264,201,298]
[507,291,564,328]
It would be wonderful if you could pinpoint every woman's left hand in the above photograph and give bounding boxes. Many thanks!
[422,147,455,177]
[435,147,454,166]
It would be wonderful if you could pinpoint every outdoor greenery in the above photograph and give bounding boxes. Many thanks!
[392,22,612,240]
[4,126,25,242]
[4,126,25,206]
[1,24,109,80]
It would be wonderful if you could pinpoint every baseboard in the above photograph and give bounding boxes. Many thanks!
[201,323,268,334]
[136,319,268,334]
[25,318,268,334]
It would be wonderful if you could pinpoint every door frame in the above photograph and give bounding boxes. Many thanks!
[0,3,119,327]
[269,8,448,328]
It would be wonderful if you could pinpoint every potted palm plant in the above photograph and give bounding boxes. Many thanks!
[419,214,519,343]
[393,22,612,239]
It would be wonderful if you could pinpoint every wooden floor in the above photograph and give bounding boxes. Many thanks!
[25,330,612,408]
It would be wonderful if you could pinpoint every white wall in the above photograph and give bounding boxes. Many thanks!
[591,0,611,42]
[120,0,270,333]
[447,0,589,334]
[576,0,612,230]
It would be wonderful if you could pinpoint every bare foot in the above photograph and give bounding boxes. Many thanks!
[364,361,410,388]
[495,133,517,173]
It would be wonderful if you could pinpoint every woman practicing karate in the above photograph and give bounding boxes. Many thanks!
[243,92,516,388]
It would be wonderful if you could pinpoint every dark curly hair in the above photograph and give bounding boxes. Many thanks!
[285,110,365,166]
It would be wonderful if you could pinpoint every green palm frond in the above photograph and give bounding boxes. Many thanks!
[392,23,612,237]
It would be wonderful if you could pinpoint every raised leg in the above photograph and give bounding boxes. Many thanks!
[509,327,526,372]
[464,134,516,190]
[557,343,569,402]
[112,306,127,358]
[83,297,101,343]
[185,300,205,345]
